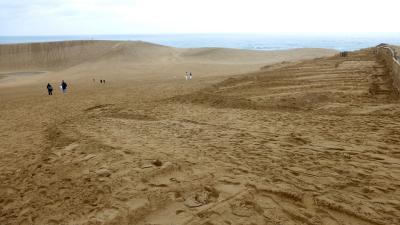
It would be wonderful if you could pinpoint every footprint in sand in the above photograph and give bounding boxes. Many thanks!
[229,195,264,218]
[184,186,220,208]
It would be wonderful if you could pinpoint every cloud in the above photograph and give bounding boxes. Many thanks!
[0,0,399,35]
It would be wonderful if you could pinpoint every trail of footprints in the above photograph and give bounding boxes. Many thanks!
[4,49,399,224]
[80,51,395,224]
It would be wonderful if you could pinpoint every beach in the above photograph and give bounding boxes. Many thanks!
[0,41,399,225]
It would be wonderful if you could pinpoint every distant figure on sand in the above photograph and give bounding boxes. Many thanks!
[46,83,53,95]
[185,72,188,80]
[100,80,103,84]
[61,80,68,93]
[189,72,192,80]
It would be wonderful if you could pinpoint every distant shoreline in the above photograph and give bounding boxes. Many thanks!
[1,33,399,51]
[0,40,337,53]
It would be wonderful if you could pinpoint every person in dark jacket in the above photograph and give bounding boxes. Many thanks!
[61,80,68,93]
[47,83,53,95]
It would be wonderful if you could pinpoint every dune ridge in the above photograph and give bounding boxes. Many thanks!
[0,41,176,72]
[0,40,336,73]
[0,40,337,88]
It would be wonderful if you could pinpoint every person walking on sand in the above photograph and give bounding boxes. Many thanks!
[189,72,192,80]
[61,80,68,93]
[185,72,188,81]
[47,83,53,95]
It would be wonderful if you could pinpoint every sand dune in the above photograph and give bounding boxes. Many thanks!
[180,47,335,64]
[0,42,399,225]
[0,41,336,86]
[0,41,336,72]
[0,41,116,71]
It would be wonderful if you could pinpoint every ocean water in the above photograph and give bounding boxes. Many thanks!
[0,33,399,51]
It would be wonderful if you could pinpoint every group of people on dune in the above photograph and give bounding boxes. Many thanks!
[46,78,108,95]
[46,80,67,95]
[93,78,106,84]
[46,72,192,96]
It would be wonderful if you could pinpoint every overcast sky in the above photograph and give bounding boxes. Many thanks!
[1,0,400,36]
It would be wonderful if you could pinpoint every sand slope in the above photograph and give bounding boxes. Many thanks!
[0,41,336,71]
[1,42,399,225]
[0,41,336,86]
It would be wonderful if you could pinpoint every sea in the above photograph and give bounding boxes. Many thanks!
[0,33,399,51]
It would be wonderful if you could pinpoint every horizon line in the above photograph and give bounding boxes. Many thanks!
[1,32,400,37]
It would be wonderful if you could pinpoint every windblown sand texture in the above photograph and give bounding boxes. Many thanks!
[0,41,399,225]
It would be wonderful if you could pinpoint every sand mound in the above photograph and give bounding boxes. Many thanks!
[0,40,337,87]
[181,47,336,64]
[173,49,397,111]
[0,40,336,73]
[0,41,113,71]
[0,41,178,72]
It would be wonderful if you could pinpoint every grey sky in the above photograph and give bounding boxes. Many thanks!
[1,0,400,35]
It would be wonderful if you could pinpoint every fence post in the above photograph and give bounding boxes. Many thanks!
[376,46,400,95]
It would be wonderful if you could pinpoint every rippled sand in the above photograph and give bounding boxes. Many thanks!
[1,42,399,225]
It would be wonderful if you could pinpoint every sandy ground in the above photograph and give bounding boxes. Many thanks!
[0,42,399,225]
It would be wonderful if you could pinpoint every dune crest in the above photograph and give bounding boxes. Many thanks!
[0,40,337,87]
[0,41,175,72]
[0,40,337,73]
